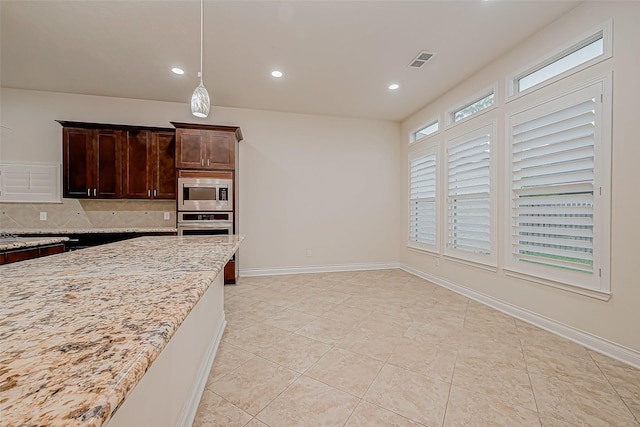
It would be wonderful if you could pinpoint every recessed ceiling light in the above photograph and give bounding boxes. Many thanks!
[171,67,185,75]
[271,70,283,78]
[388,83,400,90]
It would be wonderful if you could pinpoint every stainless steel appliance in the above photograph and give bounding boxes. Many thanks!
[177,173,237,284]
[178,177,233,212]
[177,212,233,236]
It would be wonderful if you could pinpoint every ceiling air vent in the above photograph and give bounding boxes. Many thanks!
[408,51,434,68]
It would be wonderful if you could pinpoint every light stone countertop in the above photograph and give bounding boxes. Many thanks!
[0,234,243,427]
[0,236,70,251]
[1,227,177,235]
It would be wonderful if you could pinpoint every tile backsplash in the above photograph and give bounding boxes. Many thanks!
[0,199,176,230]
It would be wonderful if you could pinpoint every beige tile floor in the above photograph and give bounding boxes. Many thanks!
[193,269,640,427]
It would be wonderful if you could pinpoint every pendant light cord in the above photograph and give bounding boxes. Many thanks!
[199,0,204,83]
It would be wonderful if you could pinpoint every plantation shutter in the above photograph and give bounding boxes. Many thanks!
[511,96,595,275]
[409,153,436,247]
[447,132,491,255]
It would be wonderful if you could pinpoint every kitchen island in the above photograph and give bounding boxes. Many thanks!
[0,235,243,426]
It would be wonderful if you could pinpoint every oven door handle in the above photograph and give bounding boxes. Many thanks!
[178,222,233,228]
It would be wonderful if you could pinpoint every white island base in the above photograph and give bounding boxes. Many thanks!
[107,272,225,427]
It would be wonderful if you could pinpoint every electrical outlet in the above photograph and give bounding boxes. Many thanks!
[163,212,171,220]
[307,249,312,257]
[39,212,47,221]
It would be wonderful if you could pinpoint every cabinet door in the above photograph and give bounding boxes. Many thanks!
[153,132,177,199]
[175,129,206,169]
[5,247,40,264]
[123,130,152,198]
[63,128,93,198]
[38,243,65,257]
[94,130,122,198]
[206,131,235,169]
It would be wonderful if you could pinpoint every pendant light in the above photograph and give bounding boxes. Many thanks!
[191,0,210,118]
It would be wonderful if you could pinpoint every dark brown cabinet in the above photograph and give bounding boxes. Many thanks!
[172,122,241,170]
[123,131,176,199]
[153,132,177,199]
[62,127,122,198]
[59,121,176,200]
[1,243,65,265]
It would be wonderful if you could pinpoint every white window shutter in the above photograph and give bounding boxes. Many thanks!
[409,153,437,247]
[511,97,595,275]
[446,130,492,258]
[0,163,61,202]
[506,77,613,296]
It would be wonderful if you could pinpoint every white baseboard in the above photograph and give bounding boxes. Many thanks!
[178,315,227,427]
[239,262,401,277]
[400,264,640,369]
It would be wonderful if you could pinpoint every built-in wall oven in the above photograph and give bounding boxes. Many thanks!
[177,212,233,236]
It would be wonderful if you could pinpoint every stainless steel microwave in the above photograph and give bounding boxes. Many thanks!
[177,177,233,211]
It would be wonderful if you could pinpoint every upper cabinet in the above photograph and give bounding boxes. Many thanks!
[62,127,122,198]
[123,130,176,199]
[58,121,176,199]
[172,122,243,170]
[152,132,178,199]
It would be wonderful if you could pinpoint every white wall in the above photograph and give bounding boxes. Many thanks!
[0,89,401,271]
[401,1,640,353]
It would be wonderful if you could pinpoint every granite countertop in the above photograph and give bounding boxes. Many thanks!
[1,227,178,235]
[0,236,70,251]
[0,234,243,427]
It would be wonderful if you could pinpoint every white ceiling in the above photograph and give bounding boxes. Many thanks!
[1,1,581,122]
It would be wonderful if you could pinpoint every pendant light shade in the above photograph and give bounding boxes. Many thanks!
[191,0,210,118]
[191,80,210,118]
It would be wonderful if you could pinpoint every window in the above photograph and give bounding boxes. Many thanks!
[0,163,61,202]
[506,79,610,294]
[409,148,437,251]
[411,120,439,142]
[453,93,495,123]
[518,37,603,93]
[446,124,494,265]
[446,85,497,127]
[508,21,612,98]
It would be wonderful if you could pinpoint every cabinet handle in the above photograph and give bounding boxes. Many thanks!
[207,159,210,166]
[87,189,90,197]
[201,159,204,166]
[148,190,151,197]
[93,188,97,197]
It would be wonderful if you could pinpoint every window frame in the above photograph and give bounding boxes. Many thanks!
[445,83,498,129]
[506,20,612,102]
[503,75,612,299]
[408,139,440,254]
[444,122,497,267]
[410,118,440,144]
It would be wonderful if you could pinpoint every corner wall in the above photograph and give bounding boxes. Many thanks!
[400,1,640,355]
